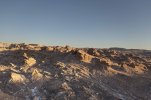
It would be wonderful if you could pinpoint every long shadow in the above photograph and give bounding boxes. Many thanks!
[0,49,80,99]
[0,49,151,100]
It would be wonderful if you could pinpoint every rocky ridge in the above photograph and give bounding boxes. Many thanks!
[0,43,151,100]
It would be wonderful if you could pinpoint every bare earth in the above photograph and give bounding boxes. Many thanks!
[0,42,151,100]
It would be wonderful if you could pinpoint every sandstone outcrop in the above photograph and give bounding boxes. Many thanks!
[0,42,151,100]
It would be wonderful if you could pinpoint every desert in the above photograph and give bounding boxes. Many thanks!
[0,42,151,100]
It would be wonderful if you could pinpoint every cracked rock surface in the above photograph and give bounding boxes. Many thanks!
[0,43,151,100]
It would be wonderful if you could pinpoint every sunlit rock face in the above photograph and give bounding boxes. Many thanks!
[0,42,151,100]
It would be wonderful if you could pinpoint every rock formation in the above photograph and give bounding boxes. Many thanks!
[0,42,151,100]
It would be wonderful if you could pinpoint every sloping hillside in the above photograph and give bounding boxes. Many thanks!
[0,43,151,100]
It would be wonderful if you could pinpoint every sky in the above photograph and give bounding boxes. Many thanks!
[0,0,151,49]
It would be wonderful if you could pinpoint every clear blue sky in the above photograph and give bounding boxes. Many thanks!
[0,0,151,49]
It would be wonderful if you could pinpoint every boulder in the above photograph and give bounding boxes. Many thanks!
[25,57,36,66]
[23,53,36,66]
[32,69,43,81]
[11,72,26,83]
[73,50,93,62]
